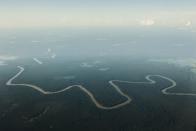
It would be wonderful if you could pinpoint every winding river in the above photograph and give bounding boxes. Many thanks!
[6,66,196,110]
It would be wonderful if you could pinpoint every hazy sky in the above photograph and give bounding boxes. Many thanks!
[0,0,196,28]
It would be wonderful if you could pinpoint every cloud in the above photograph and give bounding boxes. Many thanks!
[93,60,102,64]
[51,53,56,59]
[149,58,196,67]
[98,67,110,71]
[148,58,196,73]
[185,21,192,26]
[80,62,94,68]
[31,40,41,43]
[63,76,76,80]
[140,19,155,26]
[172,43,185,47]
[54,75,76,80]
[9,41,15,44]
[0,61,7,66]
[191,69,196,73]
[47,48,51,53]
[112,43,122,47]
[96,38,108,41]
[0,55,18,61]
